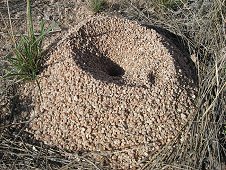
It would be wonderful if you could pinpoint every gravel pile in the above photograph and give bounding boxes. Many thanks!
[19,16,197,169]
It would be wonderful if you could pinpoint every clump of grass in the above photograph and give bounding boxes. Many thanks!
[159,0,186,9]
[4,0,50,82]
[88,0,106,13]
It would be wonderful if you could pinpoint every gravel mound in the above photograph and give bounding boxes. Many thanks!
[20,16,197,169]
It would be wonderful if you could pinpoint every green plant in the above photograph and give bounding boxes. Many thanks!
[4,0,50,82]
[88,0,106,13]
[224,123,226,134]
[159,0,186,9]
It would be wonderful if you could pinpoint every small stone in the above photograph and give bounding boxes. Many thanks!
[192,94,196,99]
[181,113,187,120]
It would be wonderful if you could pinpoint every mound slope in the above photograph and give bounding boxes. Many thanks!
[20,16,197,169]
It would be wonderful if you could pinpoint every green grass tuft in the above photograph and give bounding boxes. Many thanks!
[88,0,106,13]
[4,0,50,82]
[159,0,186,9]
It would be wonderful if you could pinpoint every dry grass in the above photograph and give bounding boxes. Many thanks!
[0,0,225,169]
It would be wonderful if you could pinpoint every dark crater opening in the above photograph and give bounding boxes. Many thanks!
[148,72,156,85]
[107,65,125,77]
[71,41,125,85]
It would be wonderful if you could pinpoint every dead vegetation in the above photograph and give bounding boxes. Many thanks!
[0,0,225,169]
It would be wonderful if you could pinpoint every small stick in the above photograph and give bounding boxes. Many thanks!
[6,0,15,44]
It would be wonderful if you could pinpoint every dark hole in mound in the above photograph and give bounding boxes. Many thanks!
[148,72,156,85]
[107,65,125,77]
[72,43,126,85]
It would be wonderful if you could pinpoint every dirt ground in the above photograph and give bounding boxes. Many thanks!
[0,0,94,54]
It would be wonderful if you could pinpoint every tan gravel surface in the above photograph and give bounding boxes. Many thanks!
[19,15,197,169]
